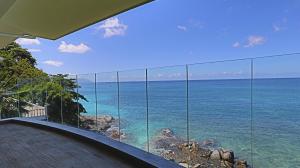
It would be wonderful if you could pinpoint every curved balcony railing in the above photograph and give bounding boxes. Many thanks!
[1,53,300,168]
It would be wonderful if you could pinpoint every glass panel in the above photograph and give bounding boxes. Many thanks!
[0,81,19,119]
[189,60,252,168]
[47,76,63,123]
[253,54,300,167]
[61,74,80,127]
[31,77,48,119]
[77,74,97,131]
[96,72,119,140]
[18,78,33,118]
[147,65,188,165]
[119,69,147,150]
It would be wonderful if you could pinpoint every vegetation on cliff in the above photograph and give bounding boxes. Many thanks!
[0,42,86,124]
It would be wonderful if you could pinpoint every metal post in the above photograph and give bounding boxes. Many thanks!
[146,69,150,152]
[46,88,48,122]
[250,59,254,168]
[76,75,80,128]
[0,104,2,120]
[186,65,190,168]
[31,78,33,118]
[17,79,20,118]
[117,72,121,141]
[95,73,98,128]
[186,65,190,144]
[60,80,63,124]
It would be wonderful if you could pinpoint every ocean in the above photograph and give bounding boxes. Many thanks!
[78,78,300,168]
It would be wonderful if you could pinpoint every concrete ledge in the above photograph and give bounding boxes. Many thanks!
[0,118,180,168]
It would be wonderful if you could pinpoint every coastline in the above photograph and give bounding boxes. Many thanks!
[80,114,249,168]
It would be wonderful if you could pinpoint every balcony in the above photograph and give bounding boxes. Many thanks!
[1,53,299,168]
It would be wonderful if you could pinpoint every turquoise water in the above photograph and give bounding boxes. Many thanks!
[78,78,300,168]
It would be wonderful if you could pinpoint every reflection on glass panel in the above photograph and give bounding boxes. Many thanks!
[119,69,147,150]
[147,65,188,165]
[17,78,33,118]
[47,76,63,123]
[77,74,96,130]
[96,72,119,140]
[0,90,19,119]
[253,55,300,167]
[61,74,80,127]
[189,60,251,168]
[31,77,48,119]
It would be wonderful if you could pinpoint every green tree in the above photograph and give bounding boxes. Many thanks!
[0,42,46,90]
[44,74,87,125]
[0,42,86,124]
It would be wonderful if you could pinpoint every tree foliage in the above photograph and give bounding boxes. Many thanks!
[0,42,86,124]
[0,42,46,90]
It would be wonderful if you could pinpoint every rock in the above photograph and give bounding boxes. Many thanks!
[161,150,176,161]
[150,128,248,168]
[98,123,110,130]
[193,163,201,168]
[220,149,234,163]
[80,115,115,132]
[210,149,221,160]
[151,128,184,150]
[178,162,188,168]
[170,143,176,147]
[222,161,233,168]
[200,139,218,149]
[161,128,174,137]
[105,126,124,140]
[236,160,248,168]
[190,141,198,150]
[103,115,113,123]
[154,137,179,149]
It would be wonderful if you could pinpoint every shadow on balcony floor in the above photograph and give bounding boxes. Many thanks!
[0,123,138,168]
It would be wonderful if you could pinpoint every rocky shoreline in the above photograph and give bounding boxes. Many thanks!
[80,115,249,168]
[151,128,249,168]
[80,115,125,140]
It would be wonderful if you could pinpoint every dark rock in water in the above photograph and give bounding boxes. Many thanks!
[220,149,234,163]
[161,128,174,137]
[105,126,125,140]
[81,115,115,131]
[193,163,201,168]
[200,138,218,149]
[178,162,188,168]
[236,160,248,168]
[151,128,184,150]
[151,128,249,168]
[210,149,221,160]
[103,115,113,123]
[81,115,125,140]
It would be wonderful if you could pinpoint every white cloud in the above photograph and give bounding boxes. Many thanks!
[16,38,40,45]
[188,19,204,29]
[273,25,281,32]
[58,41,90,54]
[232,42,240,48]
[272,18,287,32]
[177,25,187,31]
[244,35,266,48]
[96,17,128,38]
[27,49,41,53]
[43,60,63,67]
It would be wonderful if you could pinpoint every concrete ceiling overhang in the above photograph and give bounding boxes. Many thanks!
[0,0,152,48]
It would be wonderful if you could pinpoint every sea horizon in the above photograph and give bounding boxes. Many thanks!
[79,77,300,167]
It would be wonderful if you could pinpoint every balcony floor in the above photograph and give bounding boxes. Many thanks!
[0,123,135,168]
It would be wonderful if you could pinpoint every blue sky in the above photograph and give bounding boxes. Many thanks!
[15,0,300,76]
